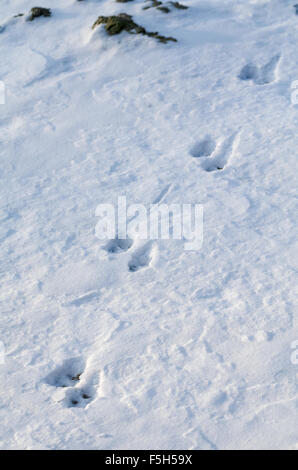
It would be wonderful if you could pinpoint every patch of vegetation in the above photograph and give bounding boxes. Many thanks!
[27,7,51,21]
[92,13,177,43]
[169,1,188,9]
[143,0,188,13]
[143,0,162,9]
[157,6,171,13]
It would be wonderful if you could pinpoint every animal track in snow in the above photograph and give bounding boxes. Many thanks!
[104,237,133,254]
[239,55,280,85]
[65,387,94,409]
[46,358,99,408]
[201,132,240,172]
[45,357,85,388]
[190,137,216,158]
[128,242,156,272]
[239,64,258,81]
[260,55,281,84]
[64,368,100,409]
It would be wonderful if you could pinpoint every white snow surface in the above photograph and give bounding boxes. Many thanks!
[0,0,297,450]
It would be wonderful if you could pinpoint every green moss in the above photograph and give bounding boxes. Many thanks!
[157,6,171,13]
[92,14,137,35]
[92,13,177,43]
[170,1,188,9]
[143,0,188,11]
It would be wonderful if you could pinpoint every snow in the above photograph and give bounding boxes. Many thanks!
[0,0,297,450]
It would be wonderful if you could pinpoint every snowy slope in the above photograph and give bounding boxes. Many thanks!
[0,0,297,450]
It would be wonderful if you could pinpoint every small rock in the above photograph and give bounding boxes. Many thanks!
[27,7,51,21]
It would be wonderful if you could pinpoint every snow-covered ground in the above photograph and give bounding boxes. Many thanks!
[0,0,297,450]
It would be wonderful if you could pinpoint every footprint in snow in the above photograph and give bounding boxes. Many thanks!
[64,369,100,409]
[104,237,133,254]
[65,387,94,409]
[45,358,99,408]
[128,242,156,272]
[201,132,240,172]
[190,133,240,172]
[239,55,280,85]
[190,137,216,158]
[45,357,85,388]
[239,64,258,82]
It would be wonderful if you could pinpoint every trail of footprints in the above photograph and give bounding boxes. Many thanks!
[190,54,281,170]
[44,51,281,414]
[7,0,287,431]
[45,357,97,408]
